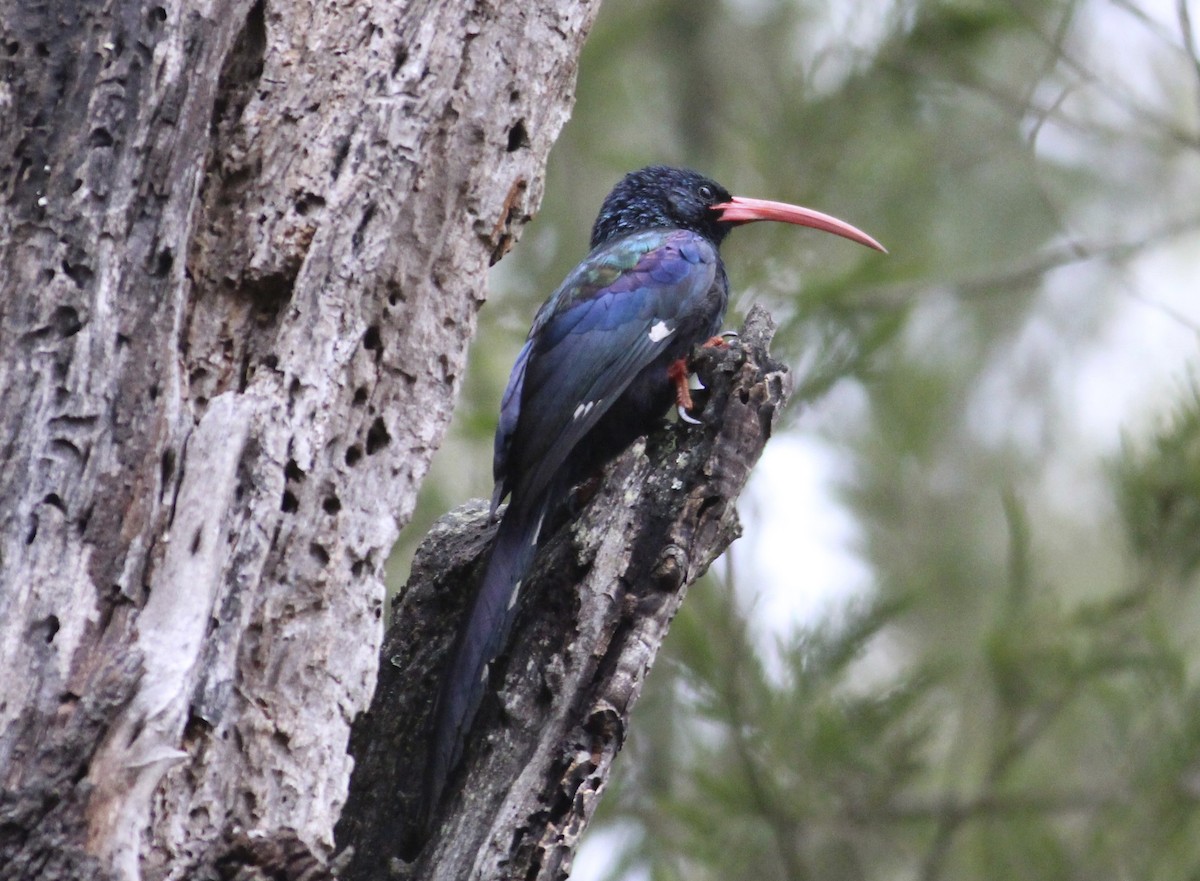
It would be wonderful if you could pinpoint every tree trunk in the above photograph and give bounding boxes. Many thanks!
[336,309,791,881]
[0,1,600,878]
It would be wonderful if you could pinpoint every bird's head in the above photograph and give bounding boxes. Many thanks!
[590,165,886,254]
[590,166,734,248]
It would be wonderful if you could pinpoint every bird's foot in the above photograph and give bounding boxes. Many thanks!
[667,357,694,411]
[702,331,738,349]
[668,357,705,424]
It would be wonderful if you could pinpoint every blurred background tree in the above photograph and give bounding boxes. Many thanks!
[394,0,1200,877]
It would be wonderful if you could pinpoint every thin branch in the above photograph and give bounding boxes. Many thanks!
[875,787,1129,823]
[844,212,1200,309]
[715,566,810,881]
[1110,0,1192,50]
[1177,0,1200,119]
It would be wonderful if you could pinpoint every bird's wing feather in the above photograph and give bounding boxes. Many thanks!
[492,338,533,513]
[496,228,719,504]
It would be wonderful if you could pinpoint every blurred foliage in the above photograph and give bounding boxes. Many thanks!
[392,0,1200,877]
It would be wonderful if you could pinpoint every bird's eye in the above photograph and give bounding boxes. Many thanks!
[697,184,715,202]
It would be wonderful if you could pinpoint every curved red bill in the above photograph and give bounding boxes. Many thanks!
[713,195,887,253]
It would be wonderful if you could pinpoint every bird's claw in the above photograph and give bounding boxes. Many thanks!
[677,404,702,425]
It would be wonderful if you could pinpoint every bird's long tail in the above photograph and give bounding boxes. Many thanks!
[425,491,549,821]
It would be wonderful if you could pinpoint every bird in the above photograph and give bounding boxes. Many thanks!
[426,165,885,817]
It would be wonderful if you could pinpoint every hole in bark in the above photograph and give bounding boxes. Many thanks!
[160,449,176,498]
[190,527,202,555]
[284,458,304,483]
[41,615,60,643]
[4,40,19,56]
[330,136,351,180]
[262,353,278,370]
[391,43,408,76]
[251,272,294,321]
[34,42,49,57]
[352,202,377,253]
[70,177,83,193]
[89,127,114,148]
[182,710,211,746]
[322,495,341,515]
[309,543,329,566]
[152,247,173,276]
[61,259,93,288]
[506,119,529,152]
[26,513,38,544]
[350,559,365,578]
[696,495,724,523]
[365,417,390,455]
[352,386,368,407]
[294,192,325,215]
[362,324,382,352]
[148,6,167,25]
[50,304,82,335]
[344,445,362,467]
[509,88,521,102]
[386,280,405,307]
[77,505,92,533]
[281,489,299,513]
[43,493,65,513]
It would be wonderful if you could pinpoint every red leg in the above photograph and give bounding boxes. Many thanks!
[671,333,734,420]
[667,357,694,411]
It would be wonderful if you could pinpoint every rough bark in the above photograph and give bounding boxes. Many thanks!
[0,1,600,879]
[337,308,791,881]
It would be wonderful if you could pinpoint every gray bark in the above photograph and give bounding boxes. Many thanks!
[337,309,791,881]
[0,1,600,878]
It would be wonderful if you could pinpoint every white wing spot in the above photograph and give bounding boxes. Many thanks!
[648,320,674,343]
[573,400,596,421]
[508,583,521,611]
